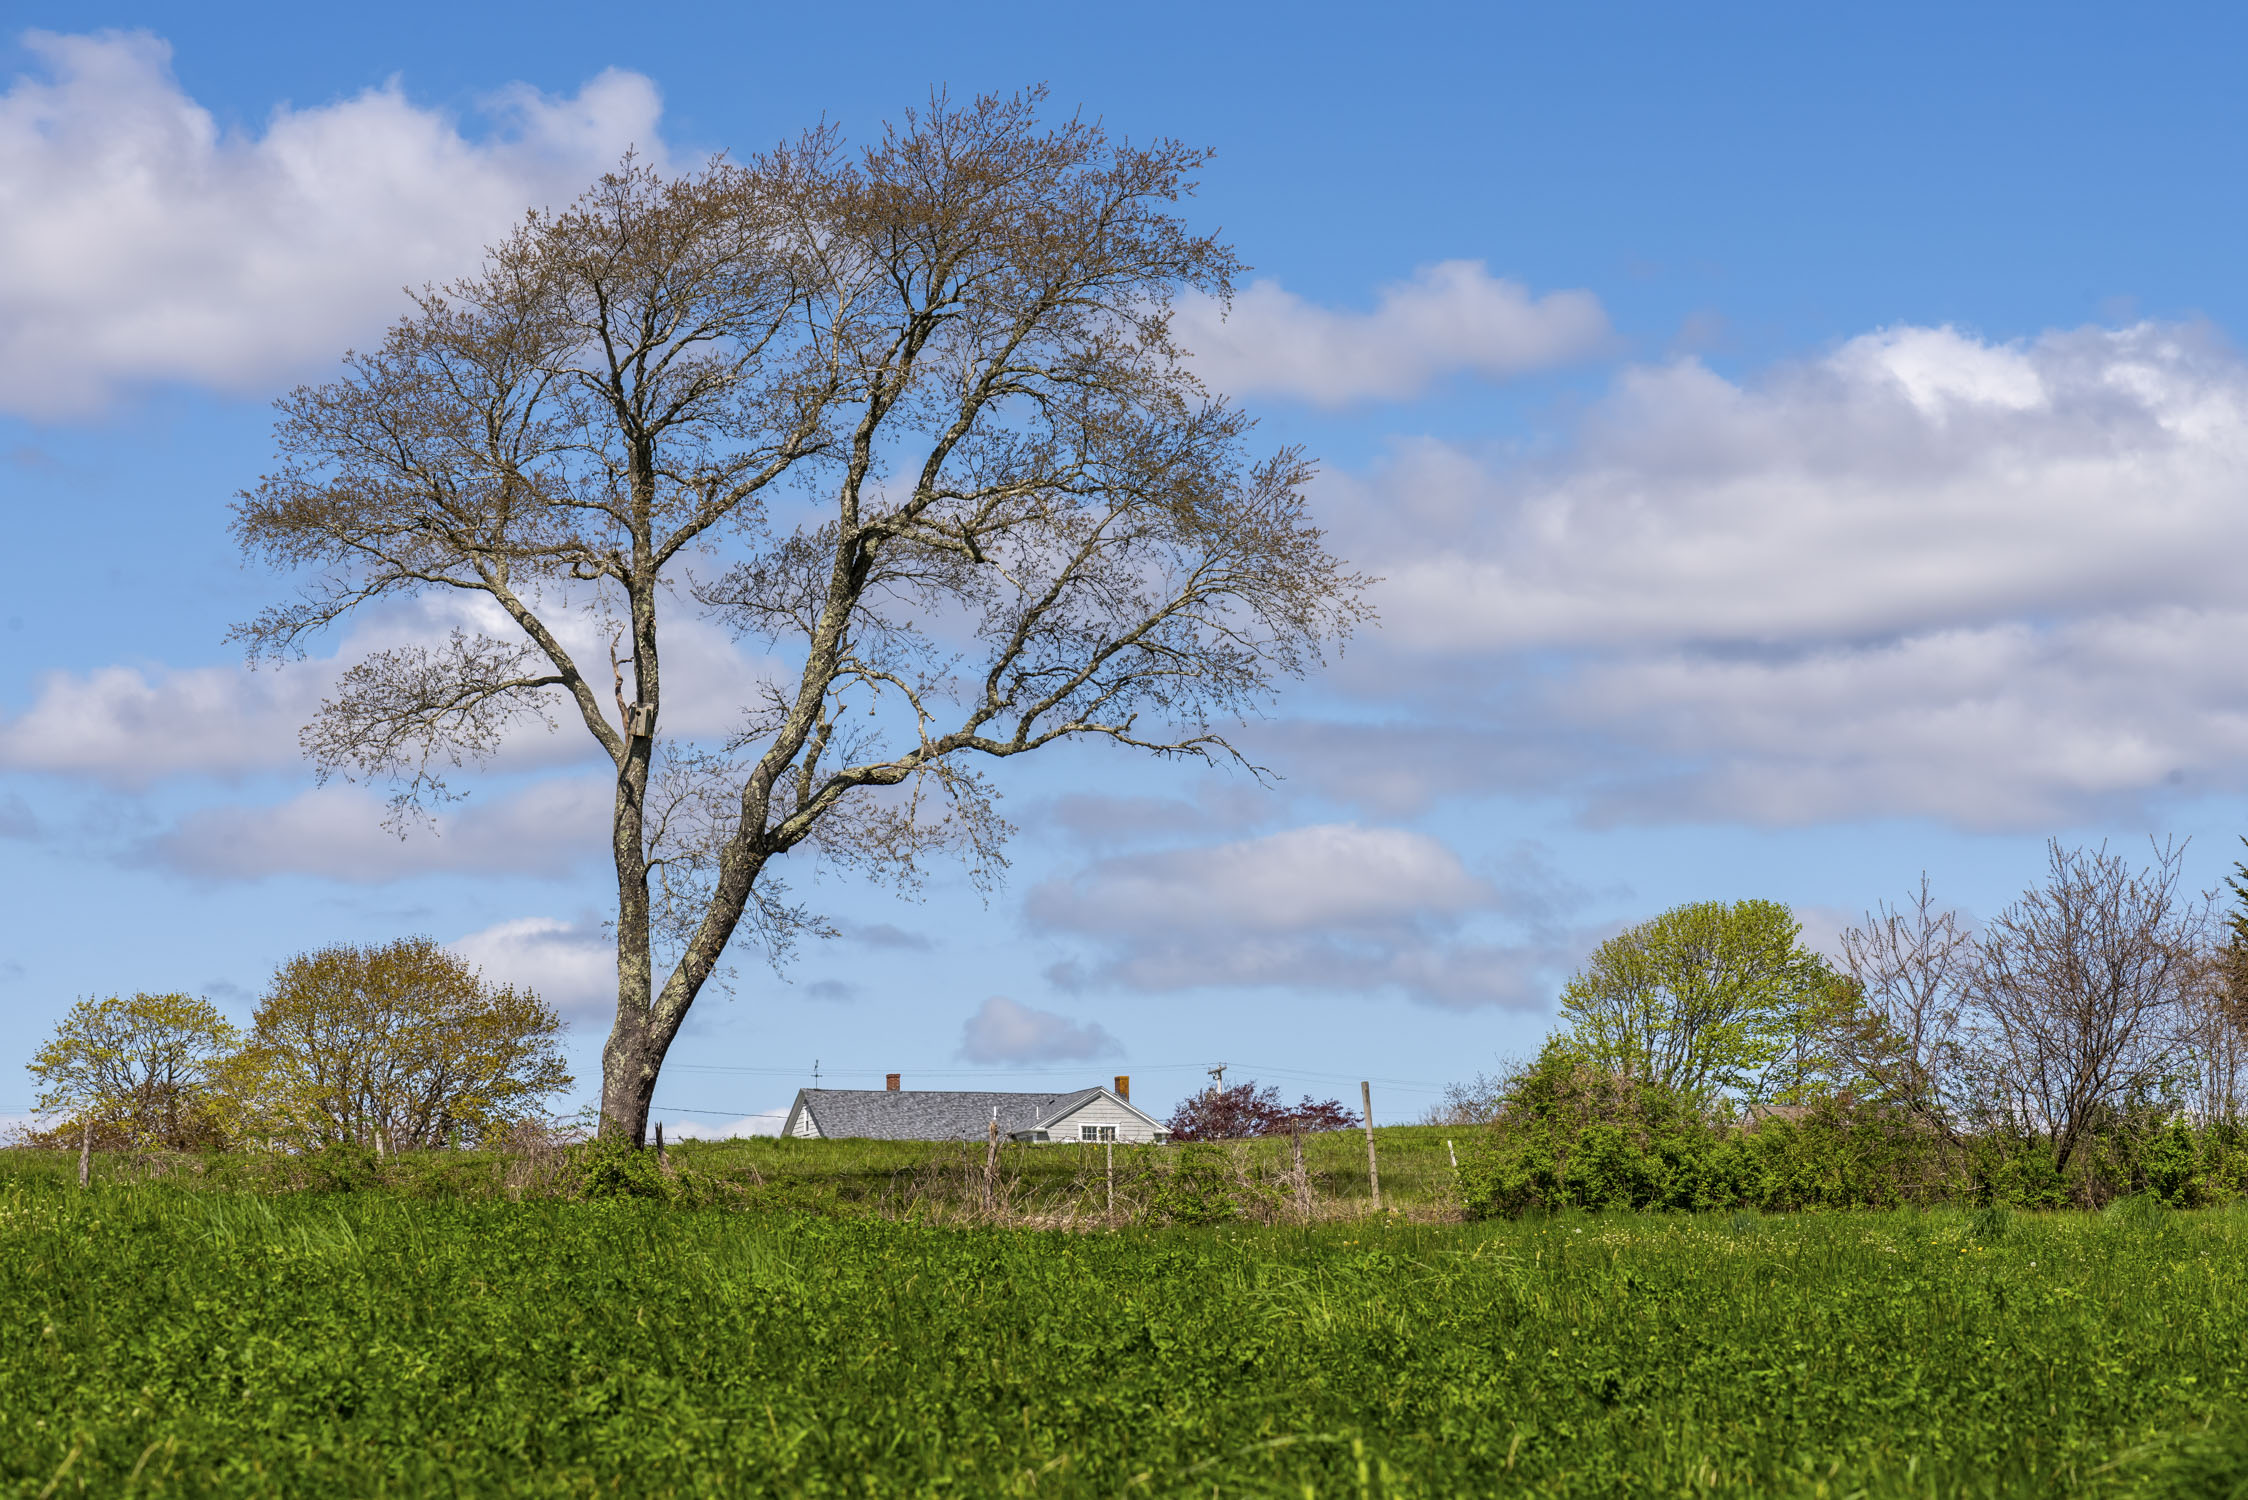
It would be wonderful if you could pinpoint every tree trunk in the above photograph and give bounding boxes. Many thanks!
[599,1021,667,1146]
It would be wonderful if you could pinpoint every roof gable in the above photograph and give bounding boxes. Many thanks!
[789,1087,1087,1141]
[1030,1087,1166,1135]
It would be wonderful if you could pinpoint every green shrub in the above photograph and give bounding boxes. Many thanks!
[1459,1044,2248,1218]
[2144,1120,2202,1207]
[1145,1144,1239,1225]
[574,1137,669,1201]
[299,1141,381,1194]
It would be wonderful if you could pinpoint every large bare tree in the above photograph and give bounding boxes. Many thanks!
[233,92,1369,1141]
[1967,840,2204,1172]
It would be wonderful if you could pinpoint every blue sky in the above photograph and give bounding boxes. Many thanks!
[7,1,2248,1130]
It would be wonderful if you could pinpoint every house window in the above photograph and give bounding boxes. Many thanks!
[1080,1124,1116,1142]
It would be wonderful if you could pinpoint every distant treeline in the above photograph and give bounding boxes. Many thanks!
[1453,1050,2242,1216]
[1440,838,2248,1215]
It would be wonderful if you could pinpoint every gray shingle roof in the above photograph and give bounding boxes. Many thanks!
[786,1087,1109,1141]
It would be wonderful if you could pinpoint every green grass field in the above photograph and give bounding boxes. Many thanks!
[0,1125,1474,1220]
[6,1147,2248,1497]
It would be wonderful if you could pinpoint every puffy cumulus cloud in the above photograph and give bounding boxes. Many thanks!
[1172,260,1610,407]
[0,662,329,786]
[1028,824,1576,1010]
[956,995,1122,1064]
[450,914,615,1021]
[1029,823,1491,936]
[1556,612,2248,828]
[1361,322,2248,653]
[136,777,610,882]
[0,594,778,787]
[1307,322,2248,830]
[0,30,667,417]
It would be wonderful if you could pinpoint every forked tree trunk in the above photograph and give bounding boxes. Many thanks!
[599,1021,671,1147]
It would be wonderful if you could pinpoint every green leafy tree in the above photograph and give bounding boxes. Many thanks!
[228,937,571,1150]
[27,992,240,1149]
[1556,899,1834,1103]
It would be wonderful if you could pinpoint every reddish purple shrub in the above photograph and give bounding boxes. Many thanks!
[1162,1081,1360,1141]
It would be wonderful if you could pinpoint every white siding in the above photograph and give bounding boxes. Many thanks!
[788,1099,821,1138]
[1042,1094,1165,1144]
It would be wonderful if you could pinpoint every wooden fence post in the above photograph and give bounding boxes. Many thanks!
[984,1110,1000,1215]
[78,1114,92,1190]
[655,1122,666,1163]
[1291,1122,1311,1223]
[1105,1139,1114,1223]
[1361,1081,1381,1212]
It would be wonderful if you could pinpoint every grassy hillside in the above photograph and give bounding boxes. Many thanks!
[3,1162,2246,1497]
[0,1124,1473,1220]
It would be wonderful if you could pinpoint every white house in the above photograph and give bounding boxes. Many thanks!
[779,1075,1168,1144]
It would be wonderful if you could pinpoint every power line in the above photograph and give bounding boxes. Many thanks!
[649,1105,779,1118]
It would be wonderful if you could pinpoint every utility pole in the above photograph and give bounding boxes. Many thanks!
[1361,1081,1381,1212]
[1206,1062,1227,1093]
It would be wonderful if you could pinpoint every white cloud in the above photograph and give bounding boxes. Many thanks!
[1173,260,1610,406]
[140,777,609,882]
[451,914,615,1020]
[1029,825,1572,1010]
[0,30,667,417]
[1312,321,2248,829]
[956,995,1122,1064]
[0,662,328,785]
[1027,823,1491,936]
[0,595,777,787]
[1359,322,2248,654]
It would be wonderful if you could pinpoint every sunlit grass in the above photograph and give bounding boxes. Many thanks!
[2,1167,2244,1496]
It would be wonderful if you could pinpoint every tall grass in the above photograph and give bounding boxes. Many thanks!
[2,1165,2245,1496]
[0,1124,1472,1222]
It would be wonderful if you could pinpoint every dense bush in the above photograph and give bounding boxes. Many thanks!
[1460,1045,2248,1217]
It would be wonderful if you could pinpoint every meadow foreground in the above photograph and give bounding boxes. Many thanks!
[4,1161,2246,1497]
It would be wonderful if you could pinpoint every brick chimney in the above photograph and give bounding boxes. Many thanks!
[886,1073,901,1092]
[1113,1075,1129,1102]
